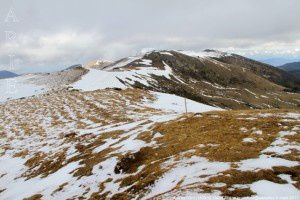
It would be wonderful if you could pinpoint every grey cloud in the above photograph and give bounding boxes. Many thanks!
[0,0,299,73]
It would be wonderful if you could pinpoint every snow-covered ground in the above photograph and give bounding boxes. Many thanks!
[177,50,231,58]
[0,75,47,103]
[146,92,222,113]
[0,50,299,199]
[0,67,86,104]
[71,62,177,91]
[0,88,223,199]
[0,87,299,199]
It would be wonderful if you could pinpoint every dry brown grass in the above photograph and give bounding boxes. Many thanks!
[151,110,284,162]
[1,87,299,199]
[0,189,6,194]
[273,166,300,189]
[203,165,300,197]
[13,149,29,158]
[23,194,43,200]
[109,109,299,198]
[51,182,68,196]
[23,150,66,179]
[206,169,285,197]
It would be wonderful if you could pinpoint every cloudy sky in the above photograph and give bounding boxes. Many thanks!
[0,0,299,73]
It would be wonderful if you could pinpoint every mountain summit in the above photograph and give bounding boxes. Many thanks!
[73,49,299,109]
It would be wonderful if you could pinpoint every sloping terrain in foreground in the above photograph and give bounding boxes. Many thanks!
[0,88,299,199]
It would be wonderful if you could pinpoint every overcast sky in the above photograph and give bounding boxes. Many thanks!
[0,0,300,73]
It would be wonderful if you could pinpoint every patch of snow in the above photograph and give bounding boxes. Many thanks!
[158,189,223,199]
[211,182,226,188]
[278,174,296,184]
[71,69,126,91]
[160,51,173,56]
[244,89,258,98]
[242,138,256,143]
[240,127,248,133]
[250,180,300,199]
[279,130,297,137]
[0,154,80,199]
[252,130,263,135]
[283,113,300,120]
[144,155,230,199]
[238,155,298,171]
[153,132,163,139]
[72,62,177,91]
[238,117,258,120]
[0,75,47,103]
[257,113,273,118]
[137,59,152,66]
[178,50,230,58]
[146,92,222,114]
[105,56,141,70]
[260,95,269,98]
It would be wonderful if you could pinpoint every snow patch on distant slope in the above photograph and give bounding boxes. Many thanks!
[178,50,230,58]
[104,56,142,71]
[147,92,222,113]
[71,69,126,91]
[0,74,47,103]
[72,64,176,91]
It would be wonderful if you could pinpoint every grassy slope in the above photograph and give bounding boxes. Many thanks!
[0,89,299,199]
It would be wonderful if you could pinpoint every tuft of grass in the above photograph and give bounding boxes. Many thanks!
[23,194,43,200]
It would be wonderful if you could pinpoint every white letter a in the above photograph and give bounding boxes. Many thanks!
[5,7,19,23]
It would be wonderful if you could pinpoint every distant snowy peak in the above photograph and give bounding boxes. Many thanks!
[82,49,229,72]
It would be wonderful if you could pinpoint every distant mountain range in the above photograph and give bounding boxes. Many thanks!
[279,61,300,80]
[260,57,300,66]
[0,70,19,79]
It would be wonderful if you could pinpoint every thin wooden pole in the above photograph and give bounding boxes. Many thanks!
[184,98,187,114]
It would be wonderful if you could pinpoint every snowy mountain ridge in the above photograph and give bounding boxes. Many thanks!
[0,49,299,199]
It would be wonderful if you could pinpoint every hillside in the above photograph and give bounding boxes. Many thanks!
[279,62,300,81]
[0,50,299,199]
[210,51,300,91]
[71,50,300,110]
[0,70,18,79]
[260,58,300,67]
[0,88,299,199]
[1,50,299,108]
[279,61,300,72]
[0,66,87,103]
